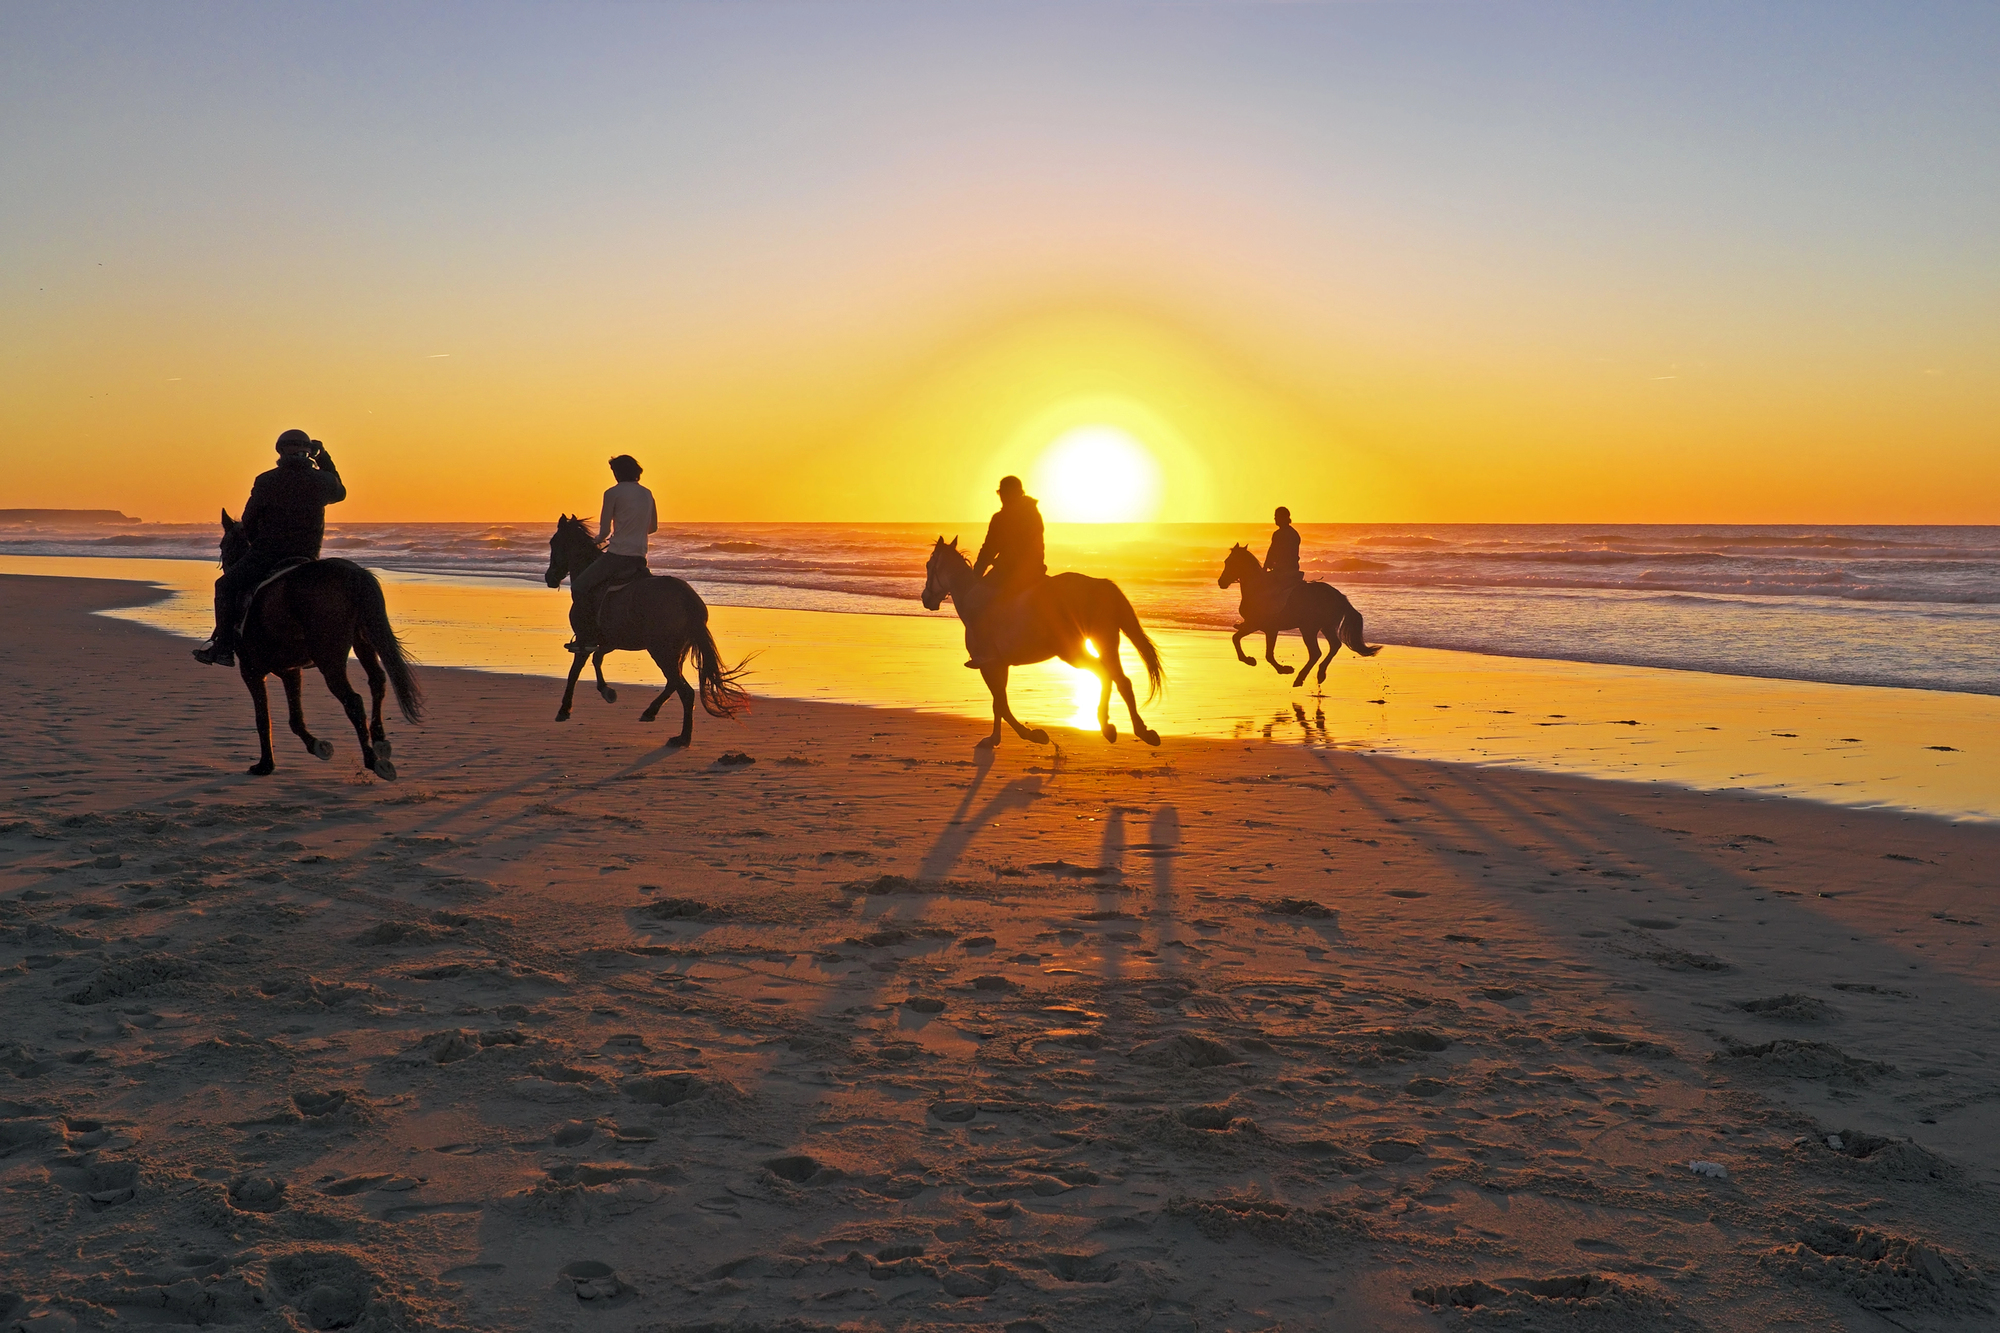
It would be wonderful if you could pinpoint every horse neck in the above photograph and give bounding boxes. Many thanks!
[1230,557,1265,591]
[565,530,601,576]
[943,559,983,618]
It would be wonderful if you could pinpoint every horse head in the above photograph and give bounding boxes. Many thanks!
[1218,542,1258,590]
[219,509,248,570]
[546,514,586,588]
[922,536,964,611]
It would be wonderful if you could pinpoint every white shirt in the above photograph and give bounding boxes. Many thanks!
[598,482,658,557]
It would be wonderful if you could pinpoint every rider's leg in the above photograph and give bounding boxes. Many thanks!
[568,556,616,648]
[196,555,270,664]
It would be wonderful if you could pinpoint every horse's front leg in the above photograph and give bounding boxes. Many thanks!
[979,665,1049,747]
[1231,624,1258,666]
[556,650,589,721]
[281,667,332,760]
[241,664,277,775]
[1263,630,1291,674]
[593,650,617,704]
[1292,630,1323,690]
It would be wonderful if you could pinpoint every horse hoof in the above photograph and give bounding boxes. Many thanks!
[247,760,275,776]
[640,712,659,723]
[667,735,690,748]
[1102,724,1118,742]
[555,710,571,722]
[312,738,334,760]
[372,758,398,782]
[975,736,998,750]
[599,687,618,704]
[373,738,392,759]
[1028,729,1050,745]
[1139,729,1162,748]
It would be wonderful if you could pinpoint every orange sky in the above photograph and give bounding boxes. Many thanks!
[3,4,1995,525]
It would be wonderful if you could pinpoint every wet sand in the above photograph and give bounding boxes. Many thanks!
[4,571,2000,1331]
[6,553,1997,822]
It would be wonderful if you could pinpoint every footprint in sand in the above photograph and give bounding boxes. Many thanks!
[227,1175,288,1212]
[551,1120,595,1147]
[560,1259,631,1302]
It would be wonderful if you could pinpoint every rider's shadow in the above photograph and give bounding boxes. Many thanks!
[916,748,1047,880]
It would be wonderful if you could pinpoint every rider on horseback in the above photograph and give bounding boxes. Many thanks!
[1257,505,1307,620]
[964,475,1046,668]
[567,453,657,653]
[192,429,345,668]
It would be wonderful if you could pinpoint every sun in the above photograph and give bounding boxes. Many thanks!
[1029,426,1163,523]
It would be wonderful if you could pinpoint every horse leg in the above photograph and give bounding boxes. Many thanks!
[1109,653,1161,748]
[1264,629,1291,674]
[1231,625,1258,666]
[354,640,391,757]
[1096,664,1117,742]
[282,667,332,760]
[643,645,694,747]
[556,650,588,721]
[1317,621,1341,685]
[318,655,393,780]
[980,665,1049,747]
[242,665,277,776]
[1292,629,1323,689]
[594,650,617,704]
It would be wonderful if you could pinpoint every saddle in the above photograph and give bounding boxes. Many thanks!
[234,557,314,635]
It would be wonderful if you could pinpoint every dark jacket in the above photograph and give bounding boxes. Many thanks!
[1264,523,1301,579]
[242,455,346,559]
[974,496,1046,590]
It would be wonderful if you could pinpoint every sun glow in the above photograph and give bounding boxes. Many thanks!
[1029,426,1163,523]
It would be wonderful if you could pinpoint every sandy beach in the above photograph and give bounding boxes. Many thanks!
[6,569,2000,1332]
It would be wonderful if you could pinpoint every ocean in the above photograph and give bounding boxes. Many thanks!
[8,517,1999,696]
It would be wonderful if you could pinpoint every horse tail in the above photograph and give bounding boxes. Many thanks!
[352,566,425,723]
[682,587,752,719]
[1337,602,1380,658]
[1111,584,1166,702]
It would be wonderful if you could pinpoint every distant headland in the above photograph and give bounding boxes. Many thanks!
[0,509,139,525]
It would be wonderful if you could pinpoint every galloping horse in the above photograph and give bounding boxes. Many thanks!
[923,537,1165,748]
[216,512,421,778]
[1218,543,1378,689]
[544,515,749,742]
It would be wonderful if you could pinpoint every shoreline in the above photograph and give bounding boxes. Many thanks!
[5,569,2000,1329]
[6,554,1997,824]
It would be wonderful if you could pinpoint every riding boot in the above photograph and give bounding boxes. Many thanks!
[192,598,237,667]
[565,598,600,654]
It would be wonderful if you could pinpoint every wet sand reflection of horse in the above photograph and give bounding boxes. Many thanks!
[923,537,1164,748]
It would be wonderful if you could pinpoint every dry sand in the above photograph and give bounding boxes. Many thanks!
[4,570,2000,1332]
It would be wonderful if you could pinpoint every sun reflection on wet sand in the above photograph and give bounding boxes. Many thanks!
[8,555,1996,821]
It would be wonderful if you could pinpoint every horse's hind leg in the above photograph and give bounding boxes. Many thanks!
[282,668,332,760]
[1096,666,1117,742]
[1106,642,1161,748]
[354,640,391,757]
[241,665,277,776]
[1292,630,1323,689]
[1316,624,1341,686]
[318,655,393,780]
[643,645,694,747]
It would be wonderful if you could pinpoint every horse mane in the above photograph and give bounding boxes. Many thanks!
[561,513,598,540]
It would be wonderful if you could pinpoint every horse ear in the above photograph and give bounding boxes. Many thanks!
[950,536,959,548]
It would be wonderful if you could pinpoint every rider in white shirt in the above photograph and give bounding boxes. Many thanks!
[569,454,658,650]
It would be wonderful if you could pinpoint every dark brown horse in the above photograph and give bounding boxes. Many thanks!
[217,512,421,778]
[1218,543,1377,688]
[922,537,1164,748]
[544,515,749,742]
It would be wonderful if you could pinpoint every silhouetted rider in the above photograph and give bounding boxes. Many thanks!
[965,474,1046,667]
[192,429,345,667]
[568,453,657,652]
[1264,506,1303,587]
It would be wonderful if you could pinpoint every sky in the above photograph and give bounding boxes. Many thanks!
[2,1,1996,525]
